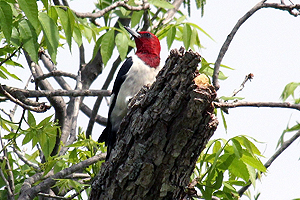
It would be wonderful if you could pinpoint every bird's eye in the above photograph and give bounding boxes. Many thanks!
[144,33,151,38]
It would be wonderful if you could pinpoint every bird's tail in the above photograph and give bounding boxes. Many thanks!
[98,125,116,161]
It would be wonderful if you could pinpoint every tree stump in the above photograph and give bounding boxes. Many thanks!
[90,47,218,200]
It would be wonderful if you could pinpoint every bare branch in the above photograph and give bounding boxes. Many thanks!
[152,0,184,29]
[263,2,300,16]
[1,85,111,98]
[213,1,300,90]
[238,129,300,196]
[214,101,300,111]
[0,84,51,113]
[231,73,254,97]
[213,0,266,90]
[0,165,14,200]
[59,71,83,155]
[32,71,77,82]
[79,44,85,67]
[0,134,14,200]
[74,0,150,19]
[18,153,106,200]
[13,147,41,171]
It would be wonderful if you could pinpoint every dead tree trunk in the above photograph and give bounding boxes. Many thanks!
[90,48,218,200]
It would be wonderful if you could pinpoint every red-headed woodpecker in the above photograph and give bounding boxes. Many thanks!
[98,26,161,159]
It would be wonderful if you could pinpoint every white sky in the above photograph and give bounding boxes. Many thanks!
[2,0,300,199]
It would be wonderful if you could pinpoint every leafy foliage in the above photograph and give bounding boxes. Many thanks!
[193,136,266,199]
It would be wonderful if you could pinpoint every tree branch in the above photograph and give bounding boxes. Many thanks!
[1,85,111,98]
[231,73,254,97]
[31,70,77,82]
[13,147,41,172]
[0,84,51,113]
[263,2,300,16]
[213,0,266,90]
[214,101,300,111]
[213,1,300,90]
[18,153,106,200]
[74,0,150,19]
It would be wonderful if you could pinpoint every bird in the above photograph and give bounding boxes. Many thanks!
[98,26,161,160]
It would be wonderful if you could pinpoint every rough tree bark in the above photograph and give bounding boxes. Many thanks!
[90,48,218,200]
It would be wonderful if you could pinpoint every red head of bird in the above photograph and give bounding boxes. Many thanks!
[124,26,161,68]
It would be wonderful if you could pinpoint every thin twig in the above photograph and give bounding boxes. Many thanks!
[0,134,14,200]
[238,129,300,196]
[214,101,300,111]
[0,165,14,200]
[231,73,254,97]
[0,45,22,66]
[32,71,77,82]
[13,147,41,171]
[74,0,150,19]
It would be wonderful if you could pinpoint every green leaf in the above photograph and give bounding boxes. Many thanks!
[187,22,214,41]
[39,12,59,64]
[101,29,115,65]
[18,0,39,31]
[41,0,48,10]
[167,26,176,50]
[231,138,243,159]
[241,152,266,172]
[73,25,82,47]
[56,8,70,45]
[280,82,300,101]
[149,0,174,9]
[0,66,21,81]
[212,140,221,154]
[238,136,262,156]
[22,130,35,145]
[0,1,12,42]
[182,23,192,50]
[190,28,201,50]
[131,11,144,28]
[220,109,227,133]
[212,170,223,190]
[176,15,186,25]
[228,157,250,181]
[247,164,257,187]
[19,19,39,63]
[217,153,235,170]
[115,32,128,61]
[11,27,21,47]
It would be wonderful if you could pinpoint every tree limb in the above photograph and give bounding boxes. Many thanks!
[213,1,300,90]
[213,0,266,90]
[214,101,300,111]
[18,153,106,200]
[0,84,51,113]
[13,147,41,172]
[31,70,77,82]
[1,85,111,98]
[74,0,150,19]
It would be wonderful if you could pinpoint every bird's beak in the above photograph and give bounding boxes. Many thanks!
[124,26,141,38]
